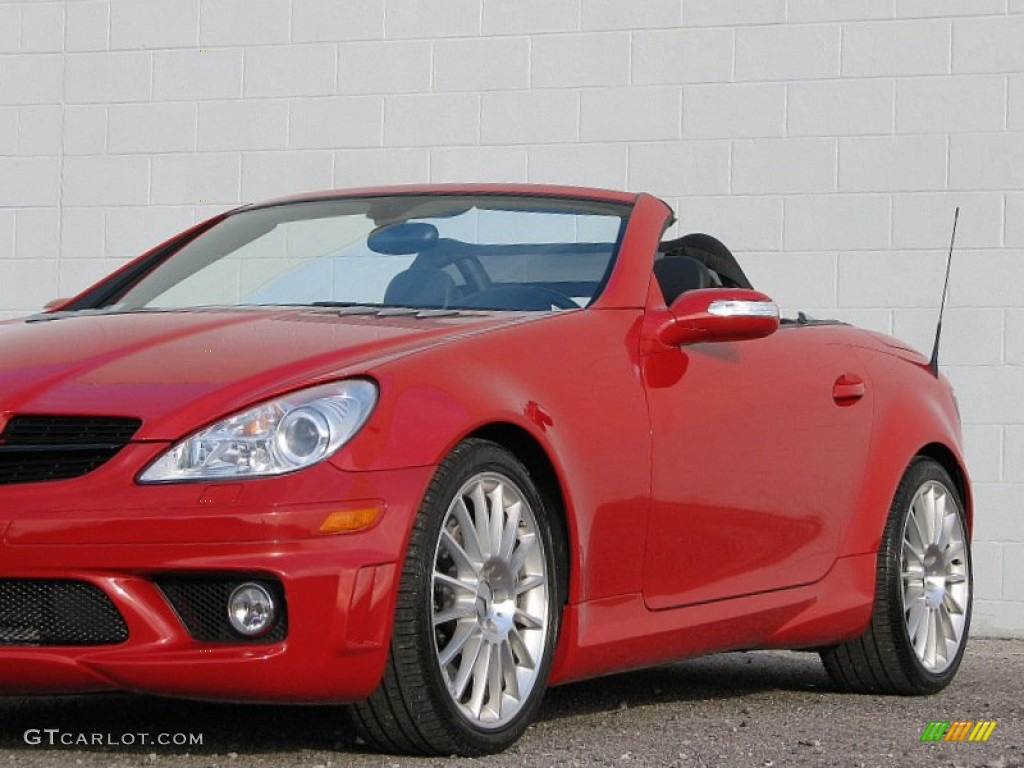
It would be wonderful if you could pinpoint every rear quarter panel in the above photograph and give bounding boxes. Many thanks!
[841,333,971,556]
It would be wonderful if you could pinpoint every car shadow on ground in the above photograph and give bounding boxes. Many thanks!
[539,649,832,723]
[0,650,832,757]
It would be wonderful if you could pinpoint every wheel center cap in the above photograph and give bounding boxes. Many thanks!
[476,582,492,621]
[924,575,946,607]
[476,560,517,641]
[477,581,492,604]
[922,545,946,608]
[488,596,516,637]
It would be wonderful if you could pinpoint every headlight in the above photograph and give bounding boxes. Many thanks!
[138,379,377,483]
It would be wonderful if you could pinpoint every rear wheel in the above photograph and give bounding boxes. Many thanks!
[821,457,971,694]
[353,439,563,755]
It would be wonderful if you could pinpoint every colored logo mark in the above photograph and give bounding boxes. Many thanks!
[921,721,997,742]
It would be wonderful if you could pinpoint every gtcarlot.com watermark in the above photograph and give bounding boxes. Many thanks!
[24,729,203,748]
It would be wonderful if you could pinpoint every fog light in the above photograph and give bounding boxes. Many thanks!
[227,582,276,638]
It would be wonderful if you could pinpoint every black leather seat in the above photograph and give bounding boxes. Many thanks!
[653,255,714,305]
[383,254,456,309]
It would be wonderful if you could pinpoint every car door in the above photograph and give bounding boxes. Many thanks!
[641,324,874,610]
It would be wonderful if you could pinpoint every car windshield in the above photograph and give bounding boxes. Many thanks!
[109,195,630,312]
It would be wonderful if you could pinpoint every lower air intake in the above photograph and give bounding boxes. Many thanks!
[0,579,129,646]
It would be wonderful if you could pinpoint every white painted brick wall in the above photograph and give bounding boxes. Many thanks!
[153,49,243,100]
[384,92,480,146]
[433,37,530,92]
[0,0,1022,635]
[838,135,947,192]
[243,44,336,97]
[109,0,198,50]
[199,0,289,46]
[65,52,151,103]
[897,75,1005,133]
[788,79,894,137]
[63,155,149,206]
[629,141,730,197]
[481,0,578,35]
[633,28,733,85]
[842,19,950,76]
[579,86,681,141]
[292,0,385,43]
[109,103,197,154]
[431,145,527,183]
[481,91,578,144]
[684,83,785,138]
[735,24,839,80]
[337,41,431,94]
[733,138,836,193]
[289,96,383,149]
[334,147,428,187]
[19,3,63,54]
[197,99,287,151]
[581,0,681,30]
[0,158,58,207]
[532,32,630,87]
[240,149,332,200]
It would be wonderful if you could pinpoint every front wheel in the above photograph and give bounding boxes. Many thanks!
[821,457,972,694]
[353,439,564,755]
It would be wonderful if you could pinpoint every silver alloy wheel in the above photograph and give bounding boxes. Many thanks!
[900,480,970,673]
[431,471,550,730]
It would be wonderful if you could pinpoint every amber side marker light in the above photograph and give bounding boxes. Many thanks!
[320,505,383,534]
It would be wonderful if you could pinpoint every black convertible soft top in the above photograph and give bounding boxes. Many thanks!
[658,233,753,290]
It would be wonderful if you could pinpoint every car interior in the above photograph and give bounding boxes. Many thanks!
[374,221,759,313]
[654,232,753,304]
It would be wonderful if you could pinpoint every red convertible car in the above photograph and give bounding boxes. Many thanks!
[0,185,971,755]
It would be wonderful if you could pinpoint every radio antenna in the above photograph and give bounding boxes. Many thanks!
[929,206,959,376]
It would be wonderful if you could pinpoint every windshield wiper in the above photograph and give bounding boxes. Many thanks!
[23,307,156,323]
[335,305,382,316]
[330,305,466,319]
[309,301,381,308]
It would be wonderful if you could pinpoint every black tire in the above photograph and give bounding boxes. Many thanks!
[821,457,972,694]
[353,438,565,755]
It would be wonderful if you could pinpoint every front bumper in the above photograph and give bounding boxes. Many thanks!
[0,445,433,703]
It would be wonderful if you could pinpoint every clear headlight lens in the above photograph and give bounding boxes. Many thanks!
[138,379,377,483]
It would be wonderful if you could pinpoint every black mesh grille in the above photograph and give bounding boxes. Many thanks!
[0,415,141,485]
[2,416,141,445]
[0,579,129,646]
[156,576,287,643]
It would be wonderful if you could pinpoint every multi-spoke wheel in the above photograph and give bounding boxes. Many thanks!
[900,479,970,673]
[432,471,551,728]
[353,439,564,755]
[821,457,972,694]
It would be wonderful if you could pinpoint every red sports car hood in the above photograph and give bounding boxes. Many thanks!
[0,308,531,440]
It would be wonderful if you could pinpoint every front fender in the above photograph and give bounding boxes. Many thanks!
[331,309,652,604]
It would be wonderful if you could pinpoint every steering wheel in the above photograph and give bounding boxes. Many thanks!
[460,285,581,311]
[533,287,581,309]
[451,253,492,293]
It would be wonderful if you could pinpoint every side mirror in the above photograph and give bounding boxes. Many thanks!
[659,288,780,346]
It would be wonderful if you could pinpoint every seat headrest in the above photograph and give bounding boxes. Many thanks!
[653,256,714,306]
